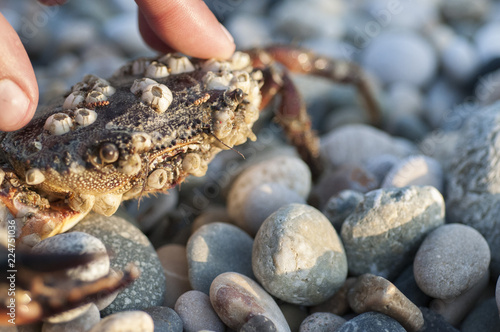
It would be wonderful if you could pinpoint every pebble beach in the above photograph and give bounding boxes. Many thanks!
[2,0,500,331]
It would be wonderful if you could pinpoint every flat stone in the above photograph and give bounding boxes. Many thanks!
[72,213,166,315]
[341,186,445,279]
[347,274,424,332]
[187,222,254,294]
[414,224,490,300]
[88,311,154,332]
[299,312,346,332]
[174,291,224,332]
[337,312,406,332]
[253,204,347,305]
[142,306,183,332]
[156,244,191,308]
[210,272,290,331]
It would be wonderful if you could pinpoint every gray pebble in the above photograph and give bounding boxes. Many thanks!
[156,244,191,308]
[175,290,224,332]
[191,206,232,233]
[322,190,364,233]
[337,312,406,332]
[418,307,459,332]
[41,304,100,332]
[142,306,183,332]
[364,154,400,186]
[240,315,277,332]
[299,312,346,332]
[187,222,254,294]
[253,204,347,305]
[210,272,290,331]
[88,311,154,332]
[341,186,445,279]
[243,182,306,236]
[414,224,490,300]
[72,213,166,315]
[461,298,500,332]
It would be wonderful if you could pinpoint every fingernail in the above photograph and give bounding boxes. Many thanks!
[219,23,234,44]
[0,79,30,130]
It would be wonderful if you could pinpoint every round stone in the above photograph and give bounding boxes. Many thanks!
[72,213,166,315]
[253,203,347,305]
[341,186,445,279]
[187,222,254,294]
[87,311,154,332]
[174,290,224,332]
[299,312,346,332]
[156,244,191,308]
[142,306,183,332]
[475,22,500,62]
[362,31,437,87]
[441,36,478,83]
[414,223,491,300]
[210,272,290,332]
[338,312,405,332]
[242,182,306,236]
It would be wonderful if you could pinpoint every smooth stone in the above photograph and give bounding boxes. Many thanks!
[429,273,489,326]
[227,155,311,227]
[423,78,461,128]
[461,298,500,332]
[88,311,154,332]
[322,190,364,233]
[321,124,416,168]
[362,31,437,87]
[242,182,306,236]
[156,244,191,308]
[210,272,290,332]
[385,83,423,119]
[385,115,430,142]
[442,36,479,83]
[337,312,405,332]
[187,222,254,294]
[279,304,309,332]
[393,265,431,308]
[103,13,150,55]
[41,304,100,332]
[418,130,459,171]
[446,103,500,277]
[72,213,166,315]
[299,312,346,332]
[381,155,444,194]
[348,274,424,332]
[142,306,183,332]
[475,22,500,62]
[253,204,347,305]
[418,307,459,332]
[174,291,224,332]
[310,277,357,316]
[240,315,278,332]
[414,224,491,300]
[191,206,232,233]
[364,0,438,30]
[363,154,400,186]
[341,186,445,279]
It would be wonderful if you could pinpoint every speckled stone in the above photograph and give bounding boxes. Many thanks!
[72,213,166,315]
[156,244,191,308]
[418,307,459,332]
[341,186,445,279]
[142,306,183,332]
[88,311,154,332]
[227,155,311,228]
[414,224,490,300]
[337,312,405,332]
[322,190,364,233]
[186,222,254,294]
[461,298,500,332]
[253,204,347,305]
[348,274,424,332]
[446,103,500,277]
[174,291,224,332]
[41,304,100,332]
[299,312,346,332]
[210,272,290,332]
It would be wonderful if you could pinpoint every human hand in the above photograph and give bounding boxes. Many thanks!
[0,0,235,131]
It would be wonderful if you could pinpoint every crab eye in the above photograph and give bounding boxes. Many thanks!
[99,143,119,163]
[233,88,244,103]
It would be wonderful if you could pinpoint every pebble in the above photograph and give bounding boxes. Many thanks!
[227,155,311,228]
[461,297,500,332]
[475,22,500,62]
[321,124,416,168]
[364,0,438,30]
[72,213,166,315]
[186,222,254,294]
[361,31,437,87]
[341,186,445,279]
[142,306,183,332]
[88,311,154,332]
[441,36,479,83]
[253,204,347,305]
[363,154,400,185]
[423,78,461,128]
[348,274,424,332]
[418,130,460,170]
[41,304,100,332]
[126,190,178,233]
[418,307,459,332]
[299,312,346,332]
[191,206,232,233]
[393,265,431,308]
[242,182,306,235]
[225,14,273,48]
[174,290,225,332]
[310,277,356,316]
[240,315,278,332]
[156,244,191,308]
[446,103,500,277]
[31,232,109,323]
[385,83,423,119]
[322,190,364,233]
[380,155,444,194]
[414,224,491,300]
[497,276,500,317]
[210,272,290,332]
[337,312,405,332]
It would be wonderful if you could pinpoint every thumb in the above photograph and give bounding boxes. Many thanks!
[0,14,38,131]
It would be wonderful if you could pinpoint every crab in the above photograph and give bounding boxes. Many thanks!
[0,45,380,247]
